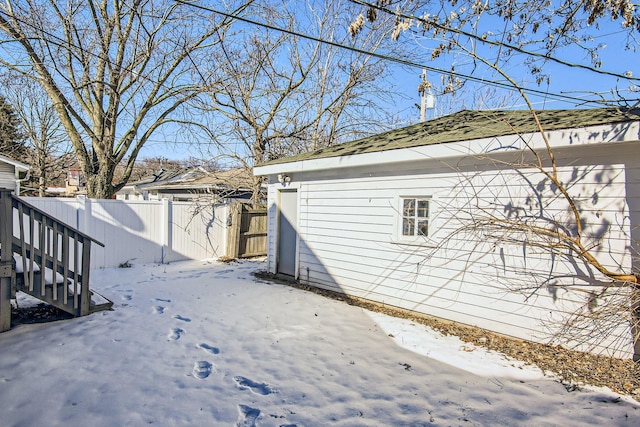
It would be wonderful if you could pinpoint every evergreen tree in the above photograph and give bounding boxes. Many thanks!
[0,94,27,160]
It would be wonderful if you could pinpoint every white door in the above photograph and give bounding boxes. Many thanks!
[277,190,298,276]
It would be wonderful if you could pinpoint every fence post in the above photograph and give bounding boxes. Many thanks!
[226,202,241,258]
[161,199,170,263]
[77,196,91,234]
[0,189,15,331]
[79,240,92,316]
[84,198,92,234]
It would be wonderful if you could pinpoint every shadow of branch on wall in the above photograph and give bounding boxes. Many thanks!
[413,152,638,359]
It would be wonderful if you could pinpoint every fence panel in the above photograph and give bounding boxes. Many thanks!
[21,197,80,227]
[226,203,267,258]
[87,200,163,267]
[20,197,228,268]
[239,206,267,258]
[169,202,227,263]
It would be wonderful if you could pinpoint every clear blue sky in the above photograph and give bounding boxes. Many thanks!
[390,20,638,122]
[137,5,639,161]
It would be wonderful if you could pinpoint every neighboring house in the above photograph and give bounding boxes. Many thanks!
[44,187,68,197]
[116,167,186,200]
[116,167,256,202]
[254,108,640,358]
[65,167,86,196]
[0,154,29,194]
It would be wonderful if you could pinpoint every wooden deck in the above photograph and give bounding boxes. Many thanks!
[1,189,112,331]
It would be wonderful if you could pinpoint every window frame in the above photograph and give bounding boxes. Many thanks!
[393,195,435,245]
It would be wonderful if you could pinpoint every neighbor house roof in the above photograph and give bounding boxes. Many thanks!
[258,108,640,168]
[141,167,254,192]
[0,153,30,171]
[122,168,191,190]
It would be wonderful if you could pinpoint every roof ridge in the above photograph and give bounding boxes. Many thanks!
[259,107,640,167]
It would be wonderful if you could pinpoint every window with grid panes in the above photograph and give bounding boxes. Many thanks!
[402,198,429,237]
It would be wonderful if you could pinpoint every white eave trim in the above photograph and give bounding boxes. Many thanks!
[0,154,30,171]
[254,121,640,176]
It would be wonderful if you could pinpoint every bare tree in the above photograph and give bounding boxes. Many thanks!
[348,1,639,106]
[349,1,640,360]
[416,107,639,361]
[0,0,253,198]
[1,73,73,196]
[191,0,415,205]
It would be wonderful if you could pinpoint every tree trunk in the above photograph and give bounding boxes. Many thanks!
[86,164,115,199]
[38,175,45,198]
[250,174,265,208]
[251,136,266,208]
[632,285,640,363]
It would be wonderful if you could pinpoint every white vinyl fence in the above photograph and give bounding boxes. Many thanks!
[21,197,229,269]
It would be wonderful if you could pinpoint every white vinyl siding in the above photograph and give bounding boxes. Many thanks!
[0,162,16,191]
[264,142,638,358]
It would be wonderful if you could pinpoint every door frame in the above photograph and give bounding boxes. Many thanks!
[276,187,300,278]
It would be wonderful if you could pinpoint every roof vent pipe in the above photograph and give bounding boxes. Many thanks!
[419,69,435,122]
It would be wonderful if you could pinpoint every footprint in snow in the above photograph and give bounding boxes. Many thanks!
[167,328,184,341]
[192,361,214,379]
[236,404,260,427]
[152,306,165,314]
[234,376,276,395]
[155,298,171,303]
[197,343,220,354]
[172,314,191,322]
[120,295,132,301]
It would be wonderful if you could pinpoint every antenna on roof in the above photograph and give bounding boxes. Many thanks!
[418,69,435,122]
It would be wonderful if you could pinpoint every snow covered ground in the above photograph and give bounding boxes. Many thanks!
[0,259,637,426]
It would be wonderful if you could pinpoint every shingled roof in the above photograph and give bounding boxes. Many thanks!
[261,108,640,166]
[143,167,254,191]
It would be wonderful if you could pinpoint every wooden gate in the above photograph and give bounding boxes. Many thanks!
[226,203,267,258]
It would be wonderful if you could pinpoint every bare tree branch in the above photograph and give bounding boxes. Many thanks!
[0,0,254,198]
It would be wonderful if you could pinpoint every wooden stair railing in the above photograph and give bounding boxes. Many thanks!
[0,189,112,331]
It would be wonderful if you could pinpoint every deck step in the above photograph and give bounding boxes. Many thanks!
[1,191,107,333]
[88,290,114,313]
[15,271,113,317]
